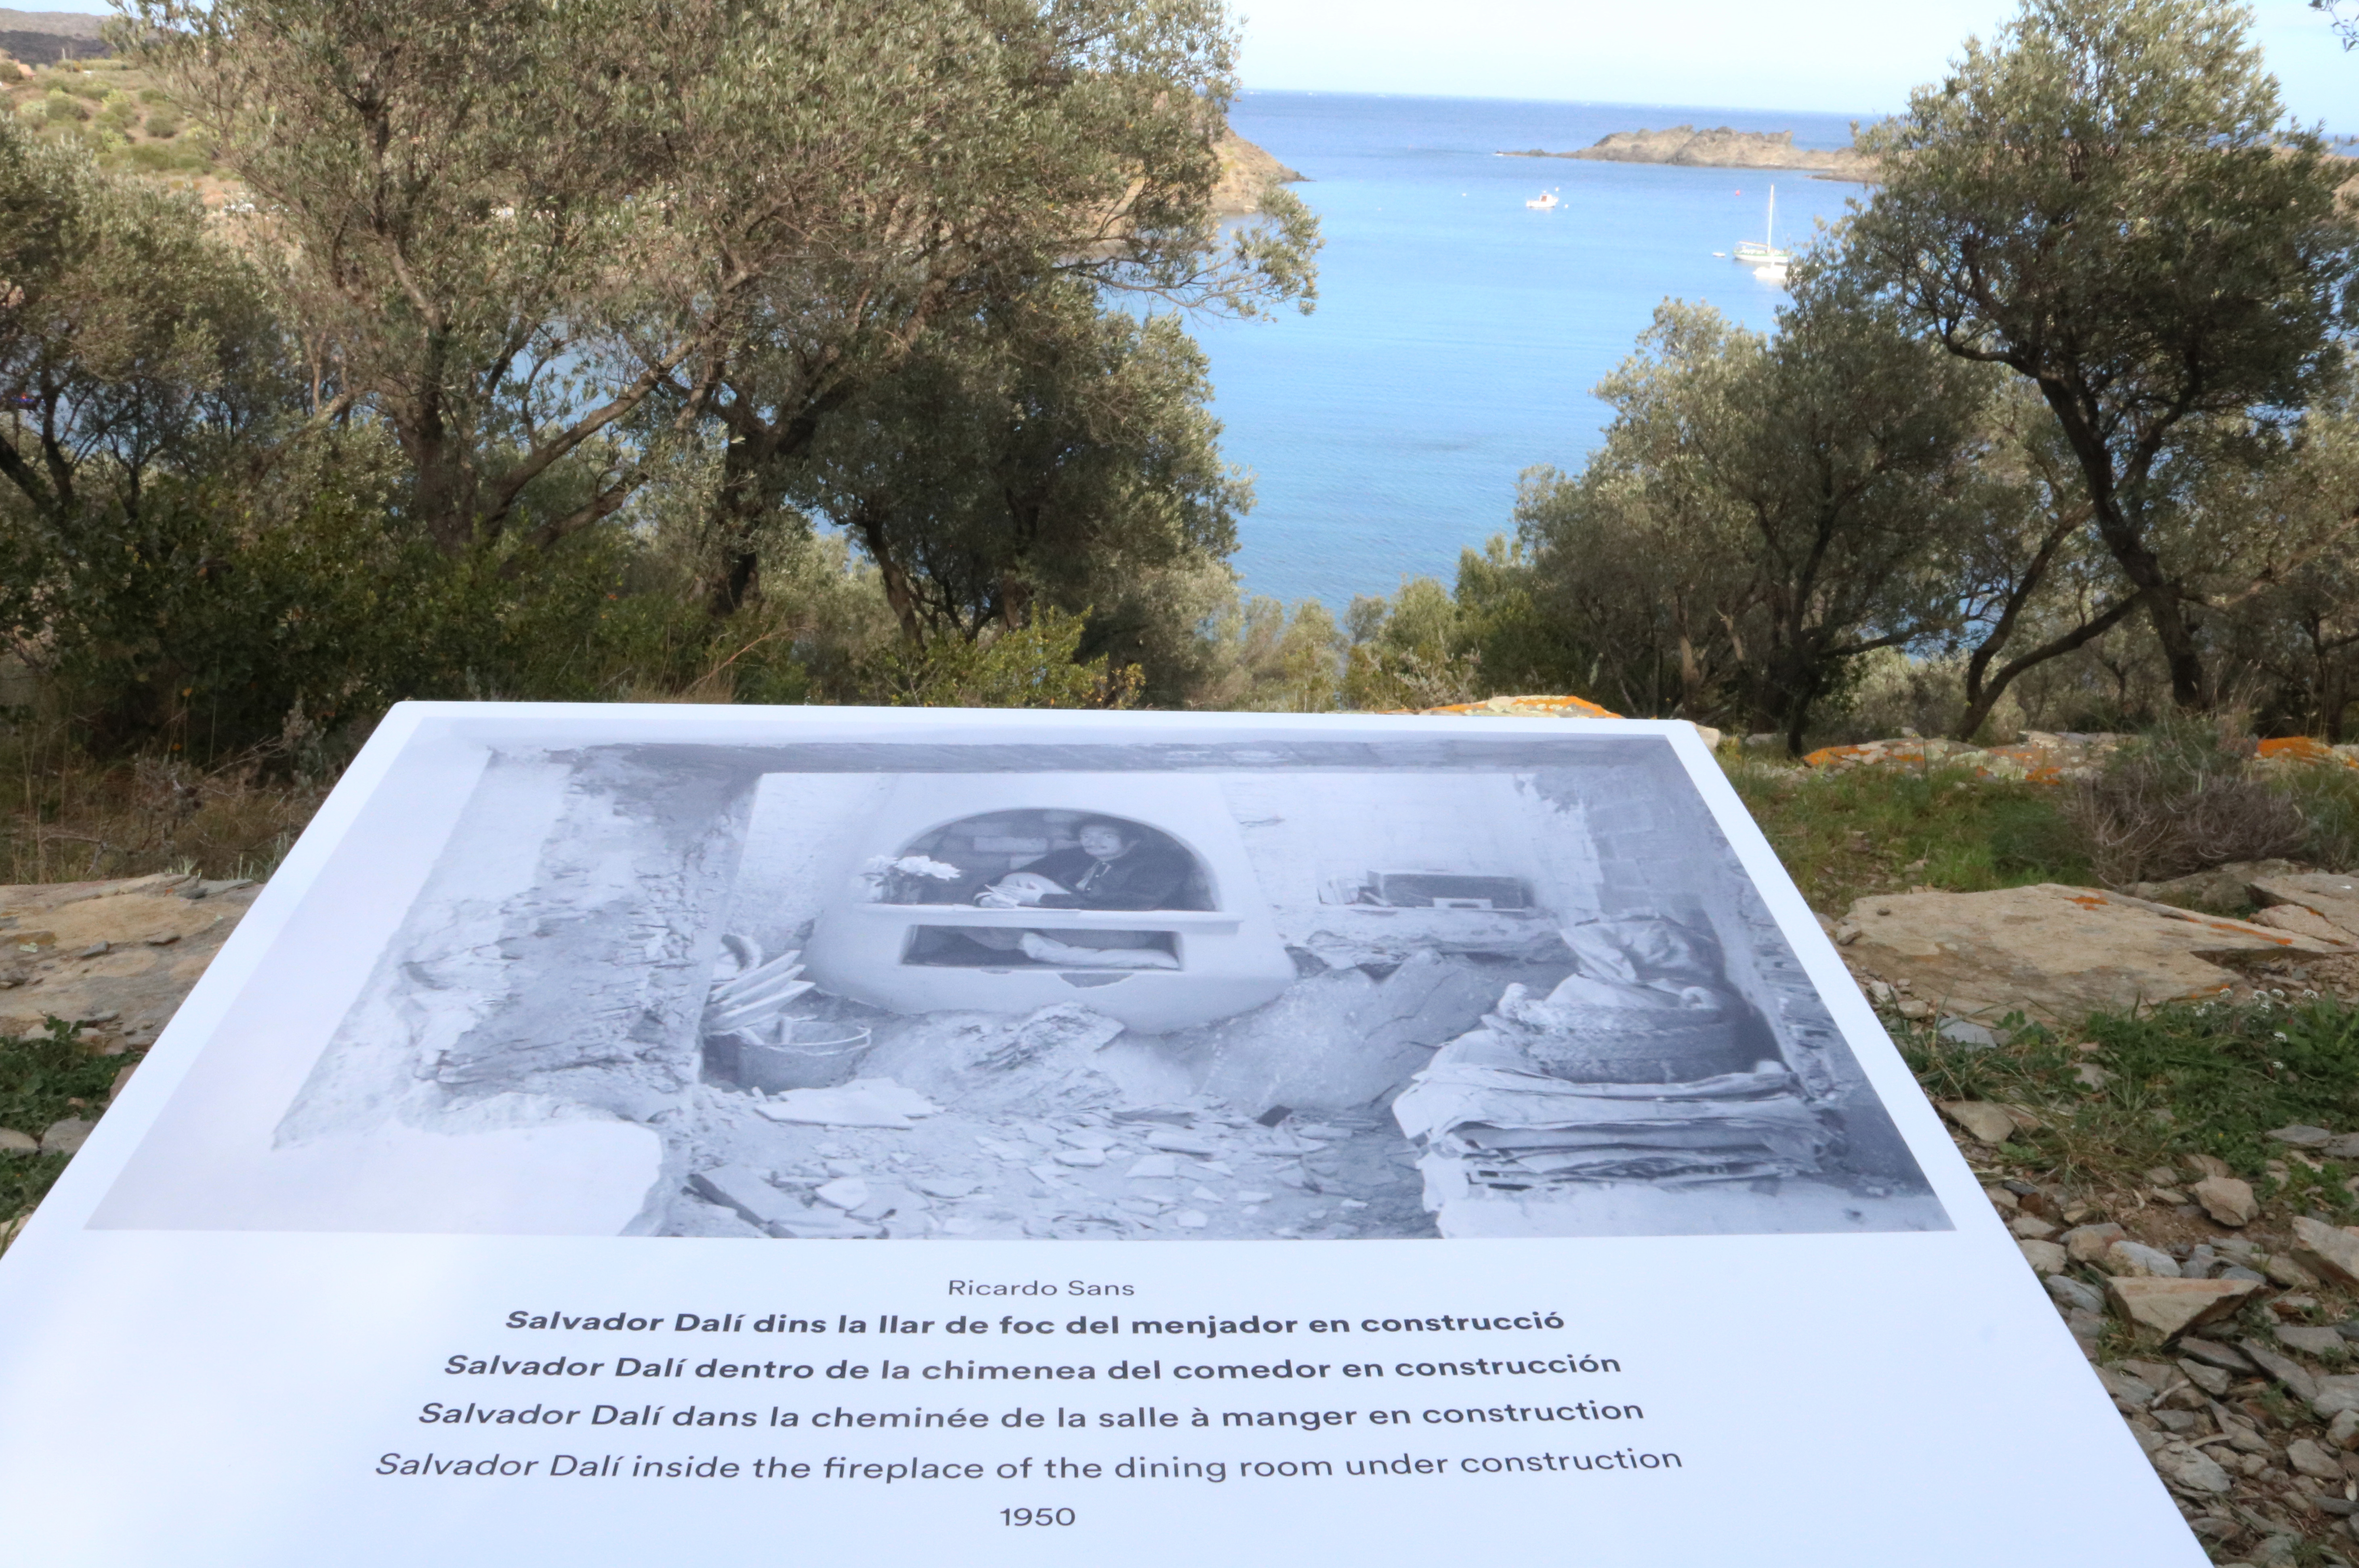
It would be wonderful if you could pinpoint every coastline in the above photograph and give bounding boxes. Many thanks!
[1214,131,1307,217]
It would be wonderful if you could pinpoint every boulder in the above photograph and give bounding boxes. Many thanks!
[2191,1175,2259,1227]
[1840,884,2353,1023]
[2292,1215,2359,1291]
[0,1127,35,1155]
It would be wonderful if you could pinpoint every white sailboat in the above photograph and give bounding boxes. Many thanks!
[1734,183,1793,278]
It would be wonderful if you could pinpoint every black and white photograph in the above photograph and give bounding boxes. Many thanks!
[98,722,1947,1241]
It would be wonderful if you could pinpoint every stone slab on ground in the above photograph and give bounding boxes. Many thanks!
[2249,873,2359,942]
[1839,883,2353,1022]
[2107,1276,2262,1339]
[0,873,258,1045]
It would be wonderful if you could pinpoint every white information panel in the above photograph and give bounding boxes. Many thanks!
[0,704,2199,1564]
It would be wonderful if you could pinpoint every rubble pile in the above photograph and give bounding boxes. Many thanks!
[1801,730,2128,781]
[1983,1127,2359,1563]
[664,1008,1431,1241]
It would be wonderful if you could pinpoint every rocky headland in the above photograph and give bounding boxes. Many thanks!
[1503,125,1872,183]
[1213,131,1307,217]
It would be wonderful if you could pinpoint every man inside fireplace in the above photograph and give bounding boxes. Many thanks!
[966,817,1189,969]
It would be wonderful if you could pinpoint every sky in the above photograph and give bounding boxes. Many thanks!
[22,0,2356,125]
[1233,0,2353,122]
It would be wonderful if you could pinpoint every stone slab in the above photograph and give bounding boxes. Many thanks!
[1841,883,2353,1023]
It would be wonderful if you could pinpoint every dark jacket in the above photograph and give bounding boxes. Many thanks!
[1013,844,1191,910]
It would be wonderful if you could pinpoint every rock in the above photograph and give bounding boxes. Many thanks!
[2313,1374,2359,1419]
[1897,999,1933,1020]
[2329,1409,2359,1450]
[1937,1016,1998,1048]
[2010,1214,2061,1241]
[0,873,258,1042]
[2095,1364,2158,1407]
[813,1177,871,1211]
[2021,1239,2071,1276]
[2278,1324,2348,1357]
[2240,1339,2322,1402]
[2294,1215,2359,1289]
[2192,1175,2259,1227]
[1840,883,2354,1024]
[2064,1223,2127,1263]
[2152,1444,2235,1494]
[2179,1337,2256,1372]
[2250,872,2359,942]
[2270,1125,2337,1149]
[2178,1358,2235,1396]
[38,1119,92,1156]
[2046,1274,2105,1312]
[1939,1101,2019,1144]
[2250,904,2347,940]
[2252,1533,2301,1566]
[2129,860,2305,915]
[2288,1438,2344,1480]
[752,1078,941,1130]
[2108,1276,2261,1339]
[2264,1254,2321,1290]
[689,1164,803,1230]
[0,1127,35,1154]
[2187,1153,2233,1179]
[2073,1063,2111,1090]
[2101,1239,2181,1277]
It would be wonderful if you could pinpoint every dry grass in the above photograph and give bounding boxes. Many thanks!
[0,724,328,886]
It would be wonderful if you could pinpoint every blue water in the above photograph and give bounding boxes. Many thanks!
[1203,91,1868,609]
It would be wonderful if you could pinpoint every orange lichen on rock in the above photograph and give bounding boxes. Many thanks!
[1420,695,1621,719]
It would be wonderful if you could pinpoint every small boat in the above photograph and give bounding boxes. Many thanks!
[1734,183,1793,268]
[1525,191,1559,210]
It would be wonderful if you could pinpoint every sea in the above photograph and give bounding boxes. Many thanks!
[1202,90,1869,610]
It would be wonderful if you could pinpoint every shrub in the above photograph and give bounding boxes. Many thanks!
[2061,720,2308,885]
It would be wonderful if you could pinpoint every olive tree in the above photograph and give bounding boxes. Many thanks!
[784,284,1246,650]
[1518,278,1993,751]
[122,0,1316,573]
[1849,0,2359,709]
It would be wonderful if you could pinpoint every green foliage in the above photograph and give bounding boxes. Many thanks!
[1342,576,1479,710]
[858,609,1140,710]
[1504,282,1998,745]
[2085,1001,2359,1176]
[0,1018,122,1242]
[1728,762,2086,913]
[1851,0,2359,709]
[2286,766,2359,873]
[1899,999,2359,1210]
[791,288,1246,648]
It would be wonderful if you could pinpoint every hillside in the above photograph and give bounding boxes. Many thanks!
[0,7,103,66]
